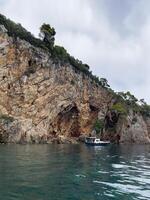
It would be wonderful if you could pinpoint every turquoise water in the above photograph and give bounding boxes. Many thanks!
[0,144,150,200]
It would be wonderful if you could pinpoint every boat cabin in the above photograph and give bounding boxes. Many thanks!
[85,137,100,144]
[85,137,110,146]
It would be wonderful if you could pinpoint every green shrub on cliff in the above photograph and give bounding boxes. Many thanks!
[115,91,142,114]
[139,100,150,117]
[52,45,69,63]
[93,119,104,134]
[111,103,127,115]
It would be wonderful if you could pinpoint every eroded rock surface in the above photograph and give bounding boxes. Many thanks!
[0,29,150,144]
[0,31,112,143]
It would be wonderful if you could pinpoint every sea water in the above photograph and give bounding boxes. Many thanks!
[0,144,149,200]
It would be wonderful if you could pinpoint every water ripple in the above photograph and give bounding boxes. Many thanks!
[0,144,150,200]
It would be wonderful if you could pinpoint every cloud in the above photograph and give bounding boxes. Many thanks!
[1,0,150,102]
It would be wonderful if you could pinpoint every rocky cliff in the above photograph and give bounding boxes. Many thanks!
[0,26,150,144]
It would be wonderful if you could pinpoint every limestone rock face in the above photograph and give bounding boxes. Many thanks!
[102,110,150,144]
[0,32,112,143]
[0,31,150,144]
[145,118,150,138]
[120,112,150,144]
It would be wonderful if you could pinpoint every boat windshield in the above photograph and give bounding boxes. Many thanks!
[86,137,95,143]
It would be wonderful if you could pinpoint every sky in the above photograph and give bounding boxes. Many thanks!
[1,0,150,103]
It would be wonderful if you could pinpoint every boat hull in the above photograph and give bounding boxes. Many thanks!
[85,142,110,146]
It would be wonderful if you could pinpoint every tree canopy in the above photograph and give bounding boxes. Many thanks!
[100,78,110,88]
[40,23,56,50]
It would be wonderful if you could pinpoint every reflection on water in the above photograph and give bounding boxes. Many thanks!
[0,144,150,200]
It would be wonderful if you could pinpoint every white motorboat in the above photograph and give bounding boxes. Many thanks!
[85,137,110,146]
